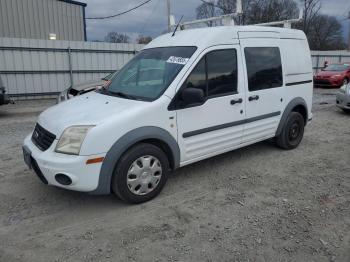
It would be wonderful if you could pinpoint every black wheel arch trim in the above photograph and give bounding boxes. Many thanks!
[89,126,180,195]
[276,97,308,137]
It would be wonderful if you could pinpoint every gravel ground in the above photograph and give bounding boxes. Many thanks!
[0,88,349,262]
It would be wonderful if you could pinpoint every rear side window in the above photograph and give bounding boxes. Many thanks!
[182,49,237,97]
[245,47,283,91]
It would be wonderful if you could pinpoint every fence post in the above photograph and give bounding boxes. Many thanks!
[316,54,320,73]
[68,47,73,87]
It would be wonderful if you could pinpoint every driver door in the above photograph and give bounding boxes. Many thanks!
[173,46,246,165]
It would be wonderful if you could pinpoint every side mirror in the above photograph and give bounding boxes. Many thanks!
[181,88,205,106]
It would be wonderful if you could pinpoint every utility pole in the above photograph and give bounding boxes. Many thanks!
[167,0,171,32]
[236,0,243,25]
[348,11,350,51]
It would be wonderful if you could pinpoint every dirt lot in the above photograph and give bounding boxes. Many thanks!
[0,88,349,262]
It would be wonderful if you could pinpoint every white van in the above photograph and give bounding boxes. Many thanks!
[23,26,313,203]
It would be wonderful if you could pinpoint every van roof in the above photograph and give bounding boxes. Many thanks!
[146,26,307,49]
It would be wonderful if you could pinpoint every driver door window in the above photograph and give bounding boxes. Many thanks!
[176,49,238,109]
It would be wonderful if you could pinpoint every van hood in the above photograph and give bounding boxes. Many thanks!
[38,91,146,136]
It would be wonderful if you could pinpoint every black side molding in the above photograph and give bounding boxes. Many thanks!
[285,80,313,86]
[183,111,281,138]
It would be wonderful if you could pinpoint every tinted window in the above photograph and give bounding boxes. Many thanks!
[182,49,237,97]
[182,58,206,94]
[207,49,237,97]
[245,47,282,91]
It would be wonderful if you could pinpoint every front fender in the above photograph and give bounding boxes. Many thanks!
[90,126,180,195]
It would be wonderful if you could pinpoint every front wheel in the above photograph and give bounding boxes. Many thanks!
[276,112,305,150]
[112,143,169,204]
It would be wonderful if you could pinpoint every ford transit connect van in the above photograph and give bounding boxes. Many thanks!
[23,26,313,203]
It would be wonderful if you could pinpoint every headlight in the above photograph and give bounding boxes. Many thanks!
[55,126,94,155]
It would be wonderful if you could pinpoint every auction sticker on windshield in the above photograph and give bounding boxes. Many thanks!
[167,56,189,65]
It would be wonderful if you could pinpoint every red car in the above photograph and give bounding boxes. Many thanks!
[314,63,350,88]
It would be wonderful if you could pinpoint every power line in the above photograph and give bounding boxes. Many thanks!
[86,0,153,20]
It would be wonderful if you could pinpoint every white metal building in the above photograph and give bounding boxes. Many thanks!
[0,0,87,41]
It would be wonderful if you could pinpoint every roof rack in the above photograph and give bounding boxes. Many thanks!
[171,8,302,30]
[254,18,302,29]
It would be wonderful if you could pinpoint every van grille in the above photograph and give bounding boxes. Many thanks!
[31,124,56,151]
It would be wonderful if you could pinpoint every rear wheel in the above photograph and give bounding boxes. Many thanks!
[276,112,305,150]
[342,108,350,114]
[112,143,169,204]
[343,78,349,86]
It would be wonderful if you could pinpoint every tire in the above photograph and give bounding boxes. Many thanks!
[343,78,349,86]
[276,112,305,150]
[342,108,350,114]
[112,143,169,204]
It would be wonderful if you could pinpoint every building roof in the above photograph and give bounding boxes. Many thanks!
[58,0,87,7]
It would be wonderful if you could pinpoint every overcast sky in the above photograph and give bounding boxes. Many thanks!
[83,0,349,42]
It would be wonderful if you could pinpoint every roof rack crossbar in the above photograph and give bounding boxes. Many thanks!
[171,11,302,31]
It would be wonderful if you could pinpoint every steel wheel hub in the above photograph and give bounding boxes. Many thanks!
[289,122,300,141]
[126,155,162,196]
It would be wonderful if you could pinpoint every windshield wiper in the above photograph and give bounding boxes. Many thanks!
[98,86,110,94]
[99,87,140,100]
[111,91,138,100]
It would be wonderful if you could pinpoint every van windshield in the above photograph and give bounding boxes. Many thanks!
[102,46,197,101]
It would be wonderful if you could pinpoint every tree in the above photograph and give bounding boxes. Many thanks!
[216,0,255,24]
[194,0,346,50]
[104,32,130,43]
[245,0,299,24]
[137,35,153,44]
[306,15,346,50]
[197,0,298,25]
[300,0,321,34]
[295,0,345,50]
[196,0,217,26]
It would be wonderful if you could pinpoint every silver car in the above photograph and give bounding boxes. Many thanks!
[336,83,350,113]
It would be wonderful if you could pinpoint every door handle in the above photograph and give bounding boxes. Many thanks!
[230,98,243,105]
[248,95,259,101]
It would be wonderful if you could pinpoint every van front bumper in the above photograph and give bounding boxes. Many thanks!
[23,134,105,192]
